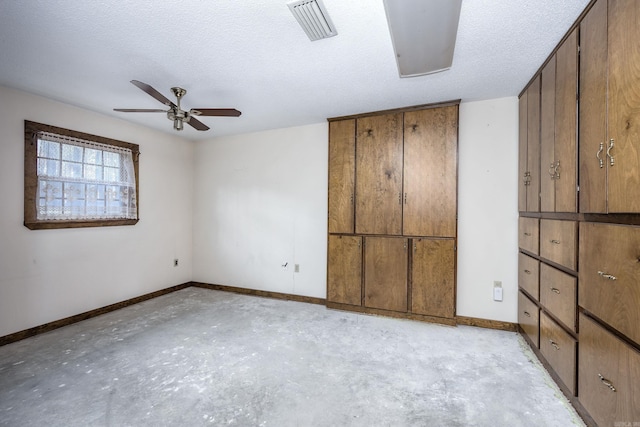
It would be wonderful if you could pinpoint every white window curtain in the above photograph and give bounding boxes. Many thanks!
[36,131,137,220]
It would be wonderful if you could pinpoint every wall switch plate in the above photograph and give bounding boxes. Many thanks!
[294,264,300,273]
[493,281,503,301]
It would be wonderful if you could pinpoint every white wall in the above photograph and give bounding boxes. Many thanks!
[0,86,194,337]
[192,123,328,298]
[192,98,520,321]
[457,97,519,322]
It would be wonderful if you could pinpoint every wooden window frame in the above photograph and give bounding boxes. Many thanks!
[24,120,140,230]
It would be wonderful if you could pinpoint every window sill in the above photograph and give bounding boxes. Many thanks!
[24,218,139,230]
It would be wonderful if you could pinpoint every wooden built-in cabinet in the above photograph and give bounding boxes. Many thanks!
[579,0,640,213]
[518,1,640,425]
[327,102,458,323]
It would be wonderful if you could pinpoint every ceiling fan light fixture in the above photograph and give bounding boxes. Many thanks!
[383,0,462,77]
[288,0,337,41]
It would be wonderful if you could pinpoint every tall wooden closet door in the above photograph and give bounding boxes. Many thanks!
[540,56,556,212]
[554,29,578,213]
[579,0,607,213]
[355,113,403,235]
[607,0,640,213]
[526,76,541,212]
[327,235,362,306]
[328,120,355,233]
[411,238,455,318]
[518,92,528,212]
[403,106,458,237]
[364,236,408,312]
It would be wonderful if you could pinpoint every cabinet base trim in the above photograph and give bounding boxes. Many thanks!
[456,316,517,332]
[327,301,457,326]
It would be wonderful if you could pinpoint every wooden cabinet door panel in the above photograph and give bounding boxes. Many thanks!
[526,77,541,212]
[328,120,355,233]
[540,264,576,332]
[540,56,556,212]
[364,237,408,312]
[607,0,640,213]
[411,238,455,318]
[518,253,540,301]
[355,113,403,235]
[540,312,576,395]
[327,235,362,306]
[518,93,528,212]
[518,291,539,348]
[579,222,640,344]
[554,29,578,213]
[540,219,576,270]
[403,106,458,237]
[578,313,640,427]
[579,0,608,213]
[518,217,540,255]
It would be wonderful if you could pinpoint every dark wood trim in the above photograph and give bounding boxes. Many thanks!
[518,326,598,427]
[327,99,461,122]
[326,301,457,327]
[0,283,191,347]
[191,282,326,306]
[518,0,598,98]
[519,210,640,226]
[24,120,141,230]
[456,316,517,332]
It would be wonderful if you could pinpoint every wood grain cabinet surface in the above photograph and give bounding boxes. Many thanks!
[578,313,640,427]
[518,291,539,348]
[540,219,576,270]
[518,217,539,255]
[326,103,458,322]
[518,253,540,301]
[580,0,640,213]
[579,222,640,344]
[540,312,576,395]
[540,264,576,332]
[518,77,541,213]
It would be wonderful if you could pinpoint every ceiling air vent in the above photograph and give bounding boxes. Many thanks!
[288,0,337,41]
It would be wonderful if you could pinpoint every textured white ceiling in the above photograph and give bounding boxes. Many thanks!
[0,0,590,140]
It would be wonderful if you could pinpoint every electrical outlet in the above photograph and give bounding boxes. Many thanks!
[174,259,179,267]
[294,264,300,273]
[493,281,503,301]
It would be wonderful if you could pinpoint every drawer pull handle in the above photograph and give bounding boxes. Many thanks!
[550,287,560,294]
[524,232,532,236]
[524,269,531,275]
[550,239,561,244]
[598,374,617,392]
[549,340,560,351]
[523,311,531,317]
[597,271,617,281]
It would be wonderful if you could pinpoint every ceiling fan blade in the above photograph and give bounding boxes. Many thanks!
[130,80,176,108]
[114,108,167,113]
[188,116,210,131]
[190,108,242,117]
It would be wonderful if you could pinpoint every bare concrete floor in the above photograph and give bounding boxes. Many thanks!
[1,287,585,426]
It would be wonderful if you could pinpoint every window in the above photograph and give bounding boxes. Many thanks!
[24,121,139,229]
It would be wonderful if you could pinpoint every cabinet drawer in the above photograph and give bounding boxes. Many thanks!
[518,291,539,348]
[518,253,539,300]
[519,217,539,254]
[540,219,576,270]
[579,222,640,344]
[540,312,576,395]
[540,264,576,331]
[578,314,640,427]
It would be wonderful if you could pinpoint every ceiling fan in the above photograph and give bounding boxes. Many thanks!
[114,80,241,131]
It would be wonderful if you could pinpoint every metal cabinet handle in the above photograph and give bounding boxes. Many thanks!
[597,271,617,281]
[523,311,531,317]
[398,192,402,205]
[598,374,617,392]
[554,160,560,179]
[549,162,556,178]
[606,139,615,167]
[550,287,560,294]
[404,193,407,204]
[524,232,532,237]
[550,239,561,244]
[597,142,604,168]
[549,340,560,351]
[524,269,531,275]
